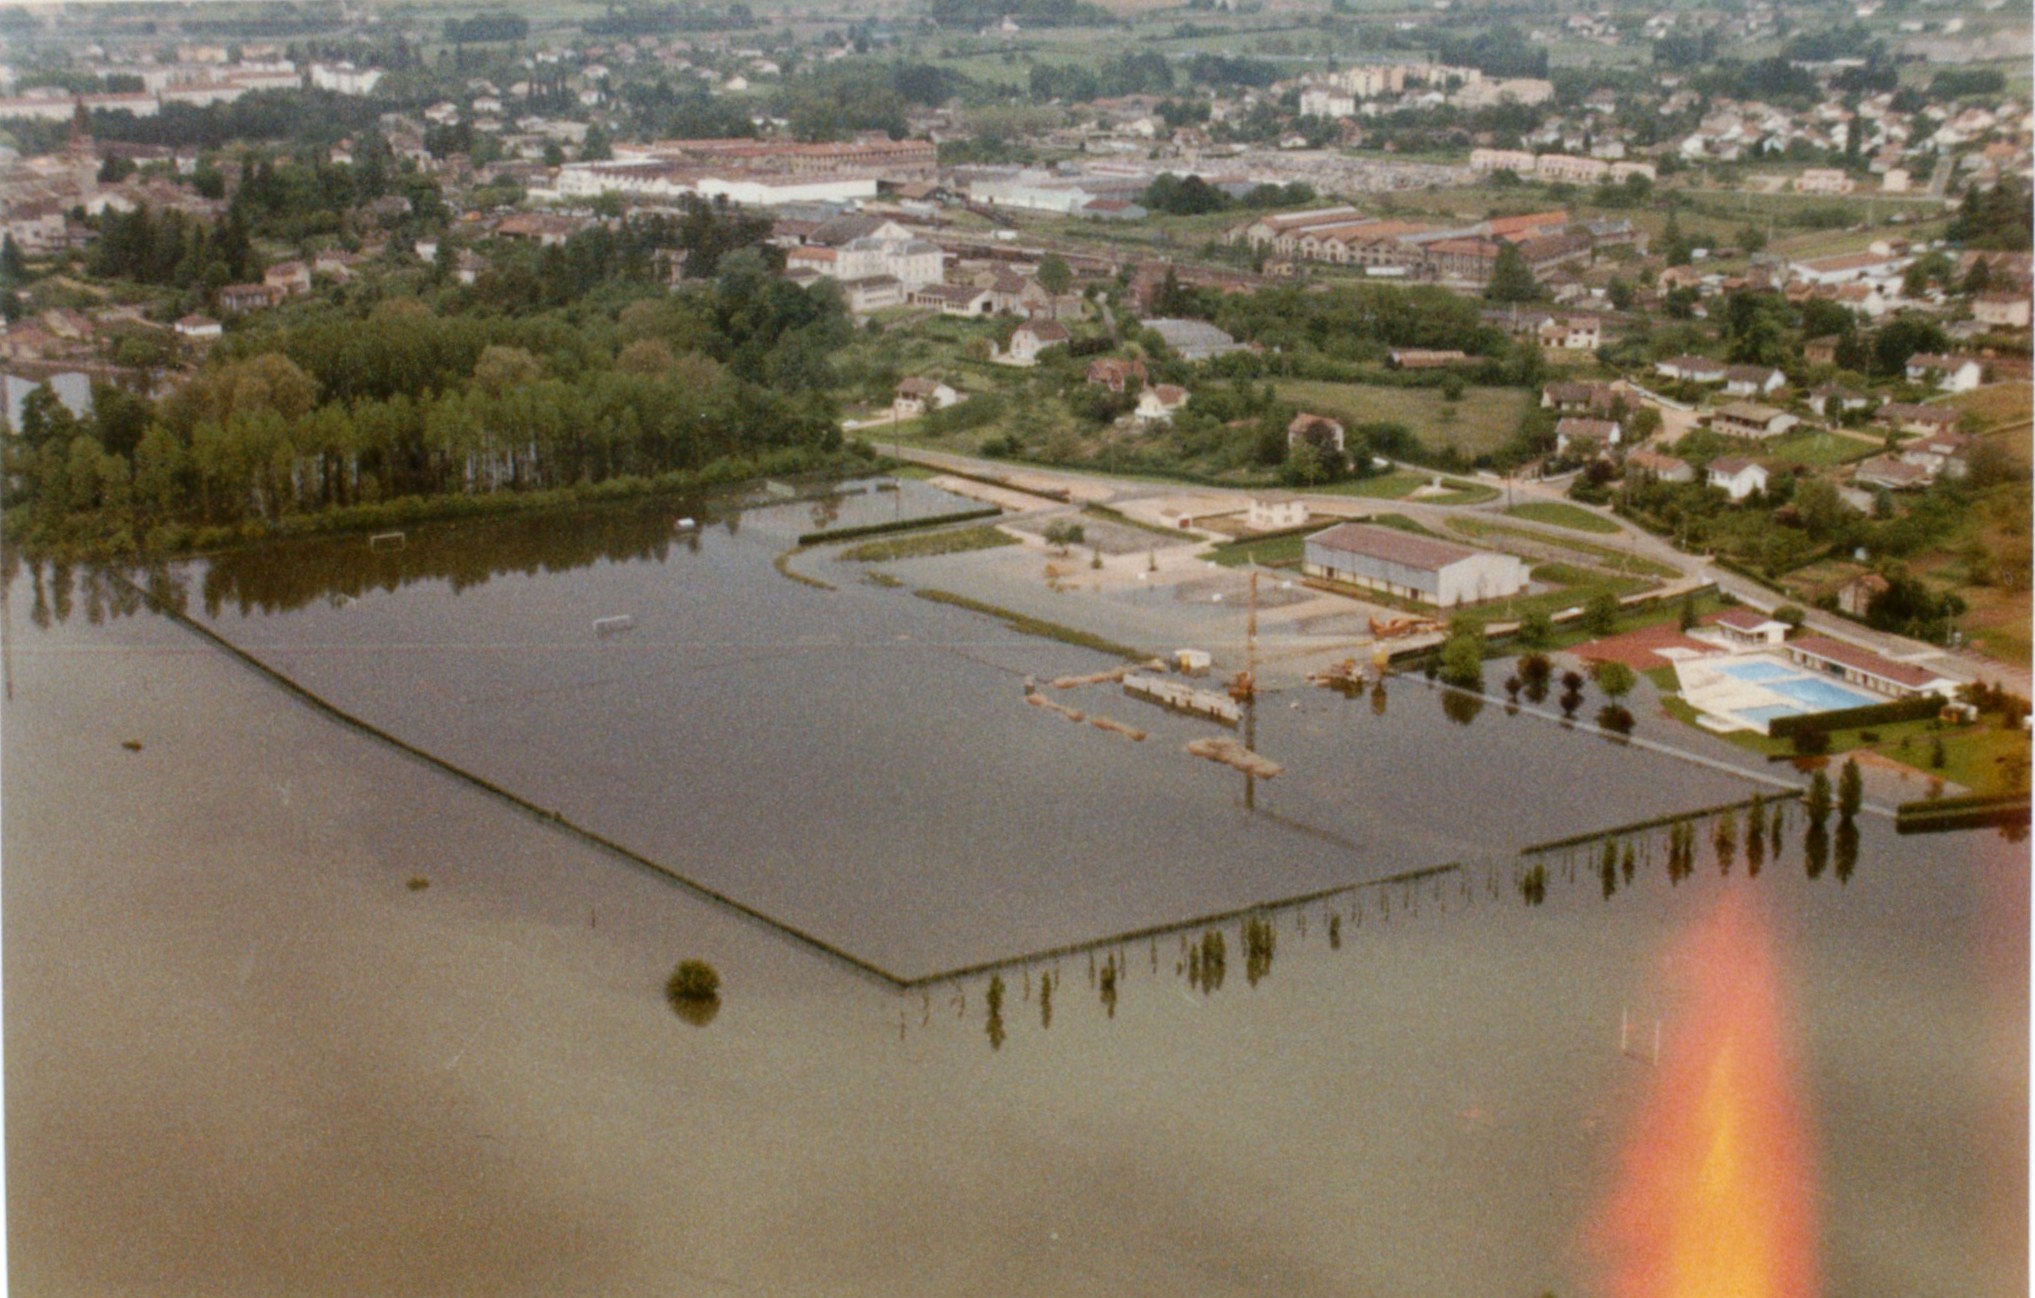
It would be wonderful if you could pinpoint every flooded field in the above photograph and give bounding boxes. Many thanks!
[3,552,2024,1297]
[111,482,1777,978]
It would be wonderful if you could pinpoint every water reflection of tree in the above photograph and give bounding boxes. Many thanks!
[1440,686,1484,726]
[985,973,1007,1050]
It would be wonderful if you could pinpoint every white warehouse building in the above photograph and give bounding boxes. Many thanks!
[1301,522,1530,606]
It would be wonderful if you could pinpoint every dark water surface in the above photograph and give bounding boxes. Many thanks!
[125,483,1776,977]
[2,518,2025,1296]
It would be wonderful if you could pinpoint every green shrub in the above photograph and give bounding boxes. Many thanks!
[666,959,721,1004]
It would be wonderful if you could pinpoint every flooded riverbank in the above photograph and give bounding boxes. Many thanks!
[3,490,2018,1298]
[4,576,2024,1296]
[79,483,1787,979]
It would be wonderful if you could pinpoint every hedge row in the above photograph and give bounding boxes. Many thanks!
[1764,694,1943,739]
[1895,800,2031,835]
[798,506,1003,547]
[1896,791,2033,816]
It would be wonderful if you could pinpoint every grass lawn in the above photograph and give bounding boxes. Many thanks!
[1312,469,1424,499]
[1763,427,1883,467]
[1270,379,1529,461]
[1209,533,1306,568]
[1945,384,2034,432]
[1503,502,1622,534]
[1314,472,1501,505]
[1446,516,1683,579]
[840,524,1018,563]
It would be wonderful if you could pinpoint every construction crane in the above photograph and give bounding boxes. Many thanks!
[1228,572,1260,812]
[1227,571,1258,704]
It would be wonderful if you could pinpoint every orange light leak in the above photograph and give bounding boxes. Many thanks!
[1592,888,1819,1298]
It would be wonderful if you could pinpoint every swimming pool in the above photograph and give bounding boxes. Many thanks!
[1768,675,1881,712]
[1716,660,1797,684]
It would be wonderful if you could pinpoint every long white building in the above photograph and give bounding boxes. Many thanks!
[1301,522,1529,606]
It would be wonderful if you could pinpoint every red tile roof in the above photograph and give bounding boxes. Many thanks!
[1787,634,1946,689]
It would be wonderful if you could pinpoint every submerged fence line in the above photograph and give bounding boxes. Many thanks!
[114,572,912,989]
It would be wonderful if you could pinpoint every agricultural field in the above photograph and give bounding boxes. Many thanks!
[1270,379,1530,461]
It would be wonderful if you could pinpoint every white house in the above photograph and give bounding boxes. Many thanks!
[893,377,960,420]
[1003,319,1069,366]
[1554,416,1621,455]
[1655,354,1728,384]
[1538,316,1602,350]
[1699,605,1790,648]
[1301,522,1530,606]
[1972,292,2032,330]
[1136,384,1190,424]
[1624,449,1694,483]
[1711,402,1798,439]
[174,314,223,340]
[1707,456,1770,501]
[1904,353,1984,392]
[1722,365,1787,398]
[1286,412,1346,456]
[1246,492,1308,531]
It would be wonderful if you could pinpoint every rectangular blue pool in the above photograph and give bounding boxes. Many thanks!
[1717,660,1797,684]
[1769,676,1880,711]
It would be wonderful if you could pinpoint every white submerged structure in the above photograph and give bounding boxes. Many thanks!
[1123,674,1241,725]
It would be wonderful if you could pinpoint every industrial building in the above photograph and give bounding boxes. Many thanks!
[1301,523,1530,606]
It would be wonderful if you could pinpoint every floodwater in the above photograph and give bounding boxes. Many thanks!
[2,487,2026,1297]
[140,481,1765,977]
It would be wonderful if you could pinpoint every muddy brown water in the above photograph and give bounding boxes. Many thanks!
[2,484,2025,1296]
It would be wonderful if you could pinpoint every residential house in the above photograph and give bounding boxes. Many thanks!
[1086,357,1146,393]
[1624,448,1694,483]
[219,282,286,312]
[1711,402,1799,439]
[1301,522,1530,606]
[909,283,994,316]
[1003,319,1069,365]
[1286,413,1346,457]
[1808,383,1873,415]
[1707,456,1770,501]
[1554,416,1621,456]
[1723,365,1787,398]
[1901,429,1970,478]
[174,314,222,340]
[263,260,312,296]
[1873,402,1961,436]
[1655,355,1728,384]
[1136,384,1190,424]
[892,377,960,420]
[1853,454,1933,491]
[1538,316,1602,350]
[1246,492,1308,531]
[1804,335,1841,367]
[1972,292,2032,330]
[1904,353,1984,392]
[1834,572,1889,617]
[1541,381,1620,415]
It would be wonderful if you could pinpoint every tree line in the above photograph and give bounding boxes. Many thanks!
[1,256,853,556]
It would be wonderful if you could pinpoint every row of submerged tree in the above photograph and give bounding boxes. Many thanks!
[1521,763,1870,906]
